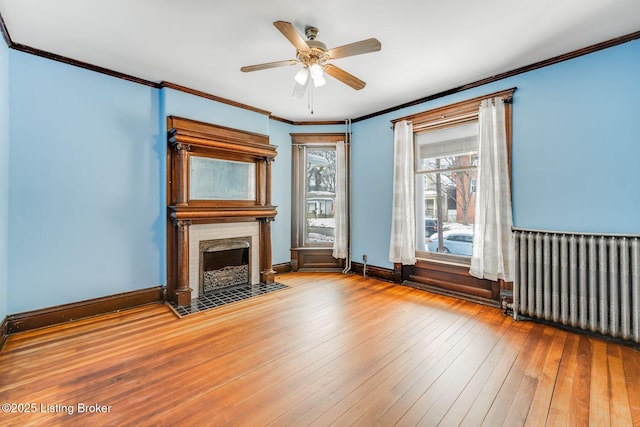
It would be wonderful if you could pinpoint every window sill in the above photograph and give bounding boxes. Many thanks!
[415,251,471,268]
[290,247,343,271]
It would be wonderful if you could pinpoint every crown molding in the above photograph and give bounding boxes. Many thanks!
[0,11,10,46]
[1,12,159,88]
[269,115,345,126]
[12,43,160,88]
[269,115,294,125]
[160,81,271,116]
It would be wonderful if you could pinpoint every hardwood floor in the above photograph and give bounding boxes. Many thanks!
[1,272,639,426]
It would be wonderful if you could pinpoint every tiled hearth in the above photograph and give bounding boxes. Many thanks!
[168,282,288,317]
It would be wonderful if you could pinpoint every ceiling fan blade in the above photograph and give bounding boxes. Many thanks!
[324,64,366,90]
[327,38,381,60]
[273,21,310,52]
[240,59,297,72]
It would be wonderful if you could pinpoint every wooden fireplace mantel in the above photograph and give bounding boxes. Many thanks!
[166,116,278,306]
[168,206,278,222]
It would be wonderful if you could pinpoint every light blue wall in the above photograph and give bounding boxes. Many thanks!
[8,51,162,313]
[162,88,269,135]
[511,41,640,232]
[351,118,395,268]
[351,39,640,269]
[269,119,292,265]
[0,41,8,321]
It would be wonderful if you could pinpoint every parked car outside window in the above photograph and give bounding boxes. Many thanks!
[427,229,474,256]
[424,218,438,235]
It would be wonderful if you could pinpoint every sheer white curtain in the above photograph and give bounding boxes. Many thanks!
[332,141,348,259]
[470,97,515,281]
[389,120,416,265]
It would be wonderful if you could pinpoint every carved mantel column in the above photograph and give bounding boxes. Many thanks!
[172,142,191,206]
[264,157,273,207]
[260,217,275,284]
[174,219,193,305]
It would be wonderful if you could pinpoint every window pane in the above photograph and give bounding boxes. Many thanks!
[417,170,476,257]
[415,121,477,259]
[305,149,336,244]
[416,122,478,166]
[417,152,478,173]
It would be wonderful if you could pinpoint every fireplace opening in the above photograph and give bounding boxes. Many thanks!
[199,238,251,294]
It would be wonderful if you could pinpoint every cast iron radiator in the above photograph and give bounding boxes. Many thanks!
[513,229,640,343]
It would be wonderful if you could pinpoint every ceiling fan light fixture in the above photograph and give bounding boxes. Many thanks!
[312,74,326,87]
[291,80,308,98]
[294,67,309,85]
[309,63,324,79]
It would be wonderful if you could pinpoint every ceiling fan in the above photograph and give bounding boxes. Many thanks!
[240,21,381,91]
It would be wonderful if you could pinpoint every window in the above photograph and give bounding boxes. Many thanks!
[392,87,515,268]
[416,121,478,261]
[302,147,337,245]
[290,133,348,271]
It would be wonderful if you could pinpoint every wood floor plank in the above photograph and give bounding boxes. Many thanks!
[1,272,639,426]
[455,323,539,427]
[545,332,580,426]
[397,307,514,426]
[621,344,640,427]
[295,299,461,426]
[567,334,593,426]
[590,339,612,426]
[522,328,567,426]
[326,300,473,426]
[607,345,634,427]
[437,320,531,426]
[477,324,555,427]
[256,291,477,426]
[359,305,487,426]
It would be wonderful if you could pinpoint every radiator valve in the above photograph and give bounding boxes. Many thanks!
[499,289,514,316]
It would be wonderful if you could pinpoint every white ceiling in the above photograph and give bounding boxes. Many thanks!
[1,0,639,122]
